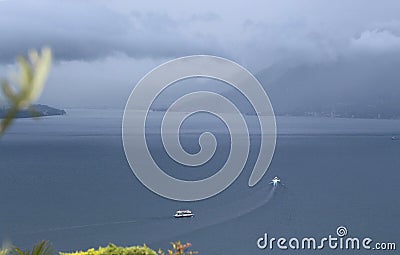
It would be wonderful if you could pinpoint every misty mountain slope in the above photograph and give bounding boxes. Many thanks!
[147,54,400,119]
[256,54,400,118]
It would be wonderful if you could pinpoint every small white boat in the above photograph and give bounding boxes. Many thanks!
[174,210,194,218]
[391,136,399,140]
[270,176,281,186]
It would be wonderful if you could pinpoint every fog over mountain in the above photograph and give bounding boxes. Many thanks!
[257,52,400,118]
[148,51,400,119]
[0,0,399,117]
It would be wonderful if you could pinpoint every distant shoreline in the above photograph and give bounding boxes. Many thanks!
[0,104,66,119]
[10,106,398,121]
[148,109,400,120]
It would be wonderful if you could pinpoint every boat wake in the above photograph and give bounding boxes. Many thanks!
[152,181,286,244]
[14,180,285,246]
[17,216,172,236]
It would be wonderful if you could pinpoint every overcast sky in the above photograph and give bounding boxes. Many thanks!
[1,0,400,108]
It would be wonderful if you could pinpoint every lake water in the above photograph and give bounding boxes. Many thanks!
[0,109,399,254]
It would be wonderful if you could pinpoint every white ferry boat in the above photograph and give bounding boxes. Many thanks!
[174,210,194,218]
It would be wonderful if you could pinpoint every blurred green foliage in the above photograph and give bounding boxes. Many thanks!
[2,241,197,255]
[0,47,52,136]
[0,248,8,255]
[11,241,54,255]
[60,243,157,255]
[0,240,12,255]
[157,241,197,255]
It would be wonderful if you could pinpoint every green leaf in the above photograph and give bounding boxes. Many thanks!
[2,81,17,102]
[11,241,54,255]
[0,47,52,137]
[28,47,52,104]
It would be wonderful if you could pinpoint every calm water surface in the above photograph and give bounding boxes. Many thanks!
[0,109,399,254]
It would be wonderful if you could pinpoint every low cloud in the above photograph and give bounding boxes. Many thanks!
[0,0,222,63]
[351,29,400,53]
[2,0,400,109]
